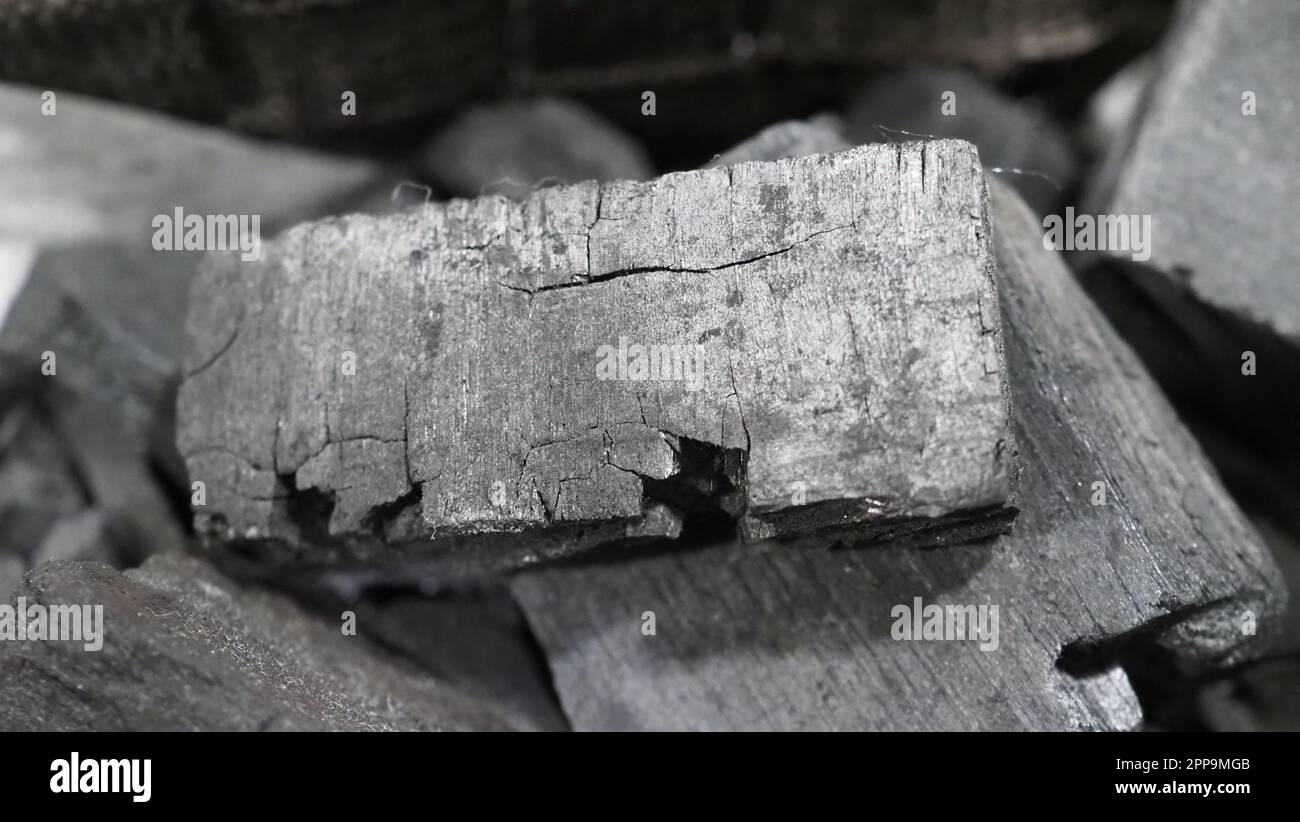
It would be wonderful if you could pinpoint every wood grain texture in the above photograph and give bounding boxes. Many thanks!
[508,179,1285,731]
[0,555,510,731]
[178,141,1015,572]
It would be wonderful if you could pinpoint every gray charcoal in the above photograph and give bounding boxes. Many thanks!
[0,555,511,731]
[178,141,1016,575]
[422,97,654,199]
[844,67,1077,215]
[508,179,1285,731]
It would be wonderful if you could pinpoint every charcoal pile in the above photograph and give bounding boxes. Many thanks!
[0,0,1295,734]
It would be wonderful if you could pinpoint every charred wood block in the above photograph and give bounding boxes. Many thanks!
[507,179,1285,731]
[178,141,1015,573]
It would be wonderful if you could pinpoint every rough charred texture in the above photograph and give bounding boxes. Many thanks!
[422,98,654,200]
[0,1,1170,140]
[508,180,1285,731]
[179,141,1015,575]
[0,555,511,731]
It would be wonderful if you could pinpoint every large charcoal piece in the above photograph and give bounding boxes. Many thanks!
[509,180,1285,731]
[179,141,1016,574]
[0,555,510,731]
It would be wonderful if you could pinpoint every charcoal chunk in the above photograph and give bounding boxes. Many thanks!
[178,141,1016,574]
[508,179,1284,731]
